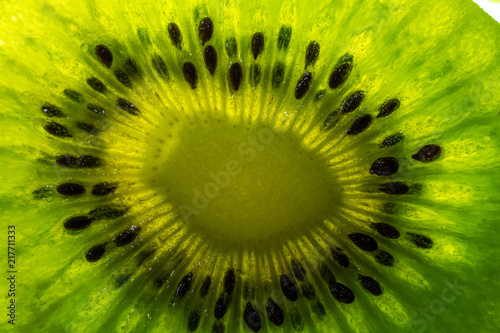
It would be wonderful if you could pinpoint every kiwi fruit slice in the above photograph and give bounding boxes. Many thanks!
[1,0,500,332]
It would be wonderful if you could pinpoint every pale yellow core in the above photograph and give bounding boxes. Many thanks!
[144,117,340,244]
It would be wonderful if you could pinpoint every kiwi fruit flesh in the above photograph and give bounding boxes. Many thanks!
[1,0,500,332]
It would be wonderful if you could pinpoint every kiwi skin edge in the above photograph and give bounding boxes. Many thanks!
[1,0,500,332]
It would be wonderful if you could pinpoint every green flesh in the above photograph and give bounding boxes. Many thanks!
[1,0,500,332]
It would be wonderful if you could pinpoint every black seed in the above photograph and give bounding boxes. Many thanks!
[250,63,261,87]
[229,63,243,91]
[266,298,284,326]
[152,54,169,79]
[291,260,306,281]
[376,98,400,118]
[380,133,404,148]
[41,103,63,117]
[272,62,285,88]
[95,44,113,67]
[200,276,211,297]
[212,323,224,333]
[114,69,132,88]
[114,226,141,246]
[301,284,316,300]
[305,41,320,68]
[349,233,378,252]
[89,206,127,219]
[346,114,372,135]
[375,250,394,266]
[78,155,102,168]
[63,88,84,103]
[63,216,94,231]
[214,296,227,319]
[280,274,298,302]
[290,307,304,332]
[187,310,200,332]
[340,91,364,114]
[312,301,326,317]
[323,110,340,130]
[204,45,217,75]
[329,282,355,304]
[125,58,140,75]
[116,98,140,115]
[56,154,79,167]
[319,263,335,283]
[372,223,400,239]
[44,122,72,137]
[251,32,264,60]
[183,62,198,89]
[331,249,350,268]
[87,103,106,115]
[92,182,118,196]
[244,302,261,332]
[329,63,352,89]
[57,183,85,196]
[359,275,382,296]
[225,37,237,57]
[168,23,182,49]
[224,269,236,294]
[277,25,292,50]
[379,182,409,195]
[85,243,106,262]
[408,233,433,249]
[411,144,442,162]
[370,157,399,176]
[76,122,99,134]
[295,72,312,100]
[86,77,107,93]
[199,17,214,45]
[176,272,194,298]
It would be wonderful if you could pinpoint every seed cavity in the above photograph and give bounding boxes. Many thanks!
[348,233,378,251]
[280,274,298,301]
[114,226,141,246]
[329,54,353,89]
[379,182,409,194]
[89,206,127,219]
[152,54,169,79]
[199,17,214,45]
[187,310,200,331]
[272,62,285,88]
[372,223,400,239]
[176,272,194,298]
[370,157,399,176]
[340,91,364,114]
[251,32,265,60]
[229,63,243,91]
[375,250,394,266]
[85,243,107,262]
[125,58,140,75]
[408,233,433,249]
[225,37,237,57]
[250,64,261,87]
[331,248,350,268]
[305,41,320,68]
[319,263,335,283]
[42,103,63,117]
[63,216,94,231]
[295,72,312,100]
[346,114,372,135]
[200,276,211,297]
[277,25,292,50]
[92,182,118,196]
[76,122,99,134]
[57,183,85,196]
[44,122,72,137]
[183,62,198,89]
[244,302,262,332]
[377,98,400,118]
[291,260,306,281]
[224,269,236,294]
[87,77,107,93]
[87,103,106,115]
[359,275,382,296]
[312,301,326,317]
[301,284,315,300]
[290,307,304,332]
[380,133,404,148]
[411,144,442,162]
[323,110,340,130]
[168,23,182,49]
[116,98,140,115]
[212,323,224,333]
[56,154,102,168]
[214,296,228,319]
[204,46,217,75]
[95,44,113,68]
[114,69,132,88]
[329,282,354,304]
[266,298,284,326]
